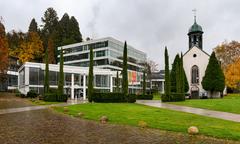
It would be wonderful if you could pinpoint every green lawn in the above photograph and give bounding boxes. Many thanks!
[168,94,240,114]
[54,103,240,140]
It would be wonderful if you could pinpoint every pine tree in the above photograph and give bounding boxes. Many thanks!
[162,47,171,102]
[142,71,146,96]
[28,18,38,33]
[44,47,49,94]
[88,47,94,102]
[69,16,83,42]
[122,41,128,96]
[58,48,64,98]
[202,52,225,98]
[116,71,120,92]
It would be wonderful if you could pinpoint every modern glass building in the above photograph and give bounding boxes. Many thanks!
[58,37,147,72]
[18,62,117,100]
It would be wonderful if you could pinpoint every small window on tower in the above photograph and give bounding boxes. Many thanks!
[193,54,197,57]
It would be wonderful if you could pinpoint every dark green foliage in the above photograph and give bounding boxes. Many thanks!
[202,52,225,97]
[170,93,185,102]
[162,47,171,102]
[58,48,64,97]
[44,88,67,102]
[27,90,38,98]
[122,41,128,96]
[44,47,49,94]
[171,54,189,93]
[125,94,136,103]
[116,71,120,92]
[142,71,146,96]
[88,47,94,102]
[136,94,153,100]
[169,53,187,101]
[28,18,38,33]
[170,54,180,92]
[92,93,125,103]
[92,92,136,103]
[41,7,59,37]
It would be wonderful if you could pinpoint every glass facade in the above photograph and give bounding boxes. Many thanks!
[59,38,146,72]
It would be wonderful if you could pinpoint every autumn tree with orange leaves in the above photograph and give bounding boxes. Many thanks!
[15,32,44,63]
[224,58,240,89]
[0,21,9,82]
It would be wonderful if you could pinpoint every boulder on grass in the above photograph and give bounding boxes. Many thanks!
[77,112,84,118]
[63,107,68,113]
[99,116,108,124]
[188,126,199,135]
[138,120,147,128]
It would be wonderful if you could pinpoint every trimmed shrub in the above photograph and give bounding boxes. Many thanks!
[126,94,136,103]
[161,94,170,102]
[137,94,153,100]
[27,90,38,98]
[92,92,125,103]
[171,93,185,101]
[44,93,57,102]
[92,92,136,103]
[44,92,68,102]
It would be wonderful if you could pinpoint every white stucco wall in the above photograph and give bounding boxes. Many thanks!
[183,46,210,96]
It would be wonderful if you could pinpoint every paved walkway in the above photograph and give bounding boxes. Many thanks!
[0,99,87,115]
[136,100,240,122]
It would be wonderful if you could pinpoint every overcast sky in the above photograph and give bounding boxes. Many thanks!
[1,0,240,69]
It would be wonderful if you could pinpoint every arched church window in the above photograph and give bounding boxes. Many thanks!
[191,65,199,84]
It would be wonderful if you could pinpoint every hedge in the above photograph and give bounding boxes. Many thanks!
[92,92,136,103]
[136,94,153,100]
[161,93,185,102]
[44,92,68,102]
[27,90,38,98]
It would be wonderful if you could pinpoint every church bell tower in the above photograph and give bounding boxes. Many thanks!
[188,10,203,49]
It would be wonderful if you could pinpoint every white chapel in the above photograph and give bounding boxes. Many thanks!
[183,16,214,98]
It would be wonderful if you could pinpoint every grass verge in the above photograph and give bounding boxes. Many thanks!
[168,94,240,114]
[54,103,240,140]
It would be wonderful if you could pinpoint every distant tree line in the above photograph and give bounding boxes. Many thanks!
[6,7,83,64]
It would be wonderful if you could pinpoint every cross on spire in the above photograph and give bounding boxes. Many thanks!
[192,9,197,23]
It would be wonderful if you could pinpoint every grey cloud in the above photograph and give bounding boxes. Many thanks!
[1,0,240,69]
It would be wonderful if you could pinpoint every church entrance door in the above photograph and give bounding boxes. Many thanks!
[191,86,199,99]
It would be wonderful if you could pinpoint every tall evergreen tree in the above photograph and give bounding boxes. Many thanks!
[28,18,38,33]
[41,7,59,55]
[116,71,120,92]
[142,71,146,96]
[88,47,94,102]
[202,52,225,98]
[122,41,128,96]
[58,48,64,97]
[41,7,59,37]
[170,54,180,92]
[162,47,171,102]
[170,54,189,93]
[44,47,49,94]
[69,16,83,42]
